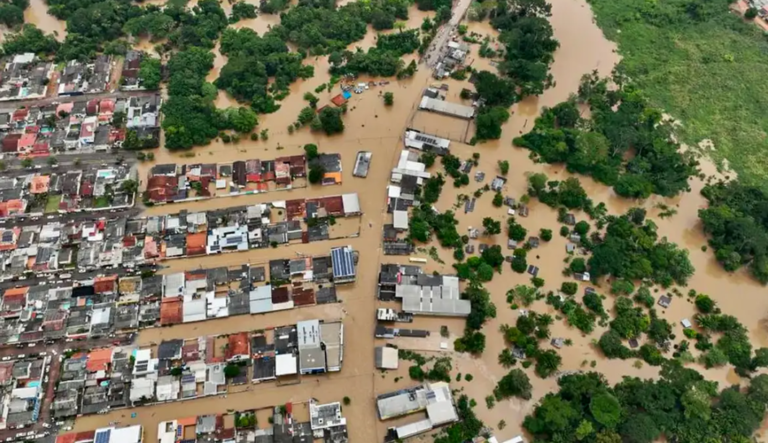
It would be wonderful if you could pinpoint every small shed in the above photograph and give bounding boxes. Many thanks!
[527,237,540,248]
[393,210,409,231]
[569,233,581,243]
[374,347,399,370]
[681,318,692,329]
[331,94,347,107]
[658,295,671,308]
[551,338,564,349]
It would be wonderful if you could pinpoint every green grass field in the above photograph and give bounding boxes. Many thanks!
[588,0,768,186]
[44,194,61,213]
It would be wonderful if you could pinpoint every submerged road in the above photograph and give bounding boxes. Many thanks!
[423,0,474,68]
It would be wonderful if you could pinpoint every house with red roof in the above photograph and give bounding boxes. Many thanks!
[225,332,250,362]
[86,348,113,373]
[146,176,178,203]
[18,132,36,153]
[0,200,25,218]
[94,275,117,294]
[2,133,21,153]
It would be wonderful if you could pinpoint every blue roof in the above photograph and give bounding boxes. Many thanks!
[331,247,355,278]
[95,429,111,443]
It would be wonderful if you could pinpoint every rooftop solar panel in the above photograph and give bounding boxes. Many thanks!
[95,429,111,443]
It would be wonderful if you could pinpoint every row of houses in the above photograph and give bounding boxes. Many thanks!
[0,246,356,346]
[0,93,161,156]
[0,355,50,430]
[55,426,144,443]
[0,165,135,218]
[0,193,360,281]
[52,321,344,419]
[382,145,432,255]
[146,153,344,204]
[0,53,117,103]
[156,400,345,443]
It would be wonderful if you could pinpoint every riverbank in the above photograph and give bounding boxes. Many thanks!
[588,0,768,188]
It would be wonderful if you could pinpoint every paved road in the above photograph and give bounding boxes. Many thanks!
[423,0,474,68]
[0,261,157,291]
[0,206,142,229]
[0,155,137,178]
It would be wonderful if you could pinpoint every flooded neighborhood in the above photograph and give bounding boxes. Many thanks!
[0,0,766,442]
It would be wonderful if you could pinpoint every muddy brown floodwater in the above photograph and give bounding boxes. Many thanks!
[22,0,67,41]
[71,0,768,441]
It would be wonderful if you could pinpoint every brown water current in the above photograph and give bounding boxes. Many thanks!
[16,0,67,41]
[69,0,768,441]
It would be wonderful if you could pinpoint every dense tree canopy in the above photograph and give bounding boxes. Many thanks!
[269,2,368,53]
[138,57,162,90]
[3,25,60,55]
[162,47,222,149]
[515,72,698,199]
[588,210,694,287]
[524,366,768,443]
[215,28,312,110]
[699,181,768,283]
[0,0,27,28]
[329,29,420,77]
[490,0,559,96]
[475,106,510,140]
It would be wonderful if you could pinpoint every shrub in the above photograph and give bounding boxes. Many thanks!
[561,282,578,295]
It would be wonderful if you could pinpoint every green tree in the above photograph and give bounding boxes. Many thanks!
[483,217,501,235]
[590,392,621,428]
[475,106,510,140]
[494,368,532,400]
[695,294,715,313]
[21,158,33,168]
[492,192,503,207]
[574,220,590,236]
[535,349,562,378]
[120,179,139,195]
[498,160,510,175]
[383,91,394,105]
[540,228,552,241]
[560,282,577,295]
[318,107,344,135]
[508,219,527,241]
[420,152,436,167]
[304,144,319,161]
[224,364,241,378]
[139,57,162,90]
[309,163,325,184]
[303,92,319,108]
[619,413,659,443]
[298,106,316,125]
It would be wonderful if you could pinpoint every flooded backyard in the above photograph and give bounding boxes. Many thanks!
[60,0,768,441]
